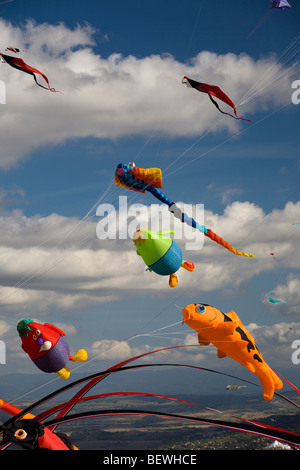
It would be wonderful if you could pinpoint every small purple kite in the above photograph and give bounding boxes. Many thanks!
[270,0,291,9]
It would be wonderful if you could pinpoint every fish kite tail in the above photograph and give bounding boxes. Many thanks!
[205,228,254,258]
[256,367,283,402]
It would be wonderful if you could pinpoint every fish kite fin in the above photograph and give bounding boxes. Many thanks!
[244,362,256,374]
[198,334,210,346]
[217,348,227,358]
[226,310,241,322]
[216,320,238,335]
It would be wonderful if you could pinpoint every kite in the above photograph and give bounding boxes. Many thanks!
[133,228,194,287]
[265,297,287,304]
[182,76,252,123]
[182,303,283,401]
[0,399,76,450]
[115,163,254,258]
[270,0,291,9]
[226,385,246,391]
[5,47,27,53]
[1,345,300,451]
[270,252,279,262]
[17,319,88,379]
[0,53,59,92]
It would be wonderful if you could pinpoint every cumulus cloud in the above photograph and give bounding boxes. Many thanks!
[0,19,297,169]
[0,319,11,336]
[0,199,299,318]
[88,335,206,365]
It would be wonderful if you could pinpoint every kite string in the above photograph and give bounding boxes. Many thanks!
[239,32,300,106]
[3,34,300,409]
[5,26,296,303]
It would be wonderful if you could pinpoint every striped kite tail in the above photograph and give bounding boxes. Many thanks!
[205,229,254,258]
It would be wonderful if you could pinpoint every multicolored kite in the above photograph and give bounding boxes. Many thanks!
[182,302,283,401]
[133,228,194,287]
[0,399,76,450]
[265,297,287,304]
[17,319,88,379]
[5,47,27,53]
[115,163,254,258]
[182,76,252,123]
[0,53,59,92]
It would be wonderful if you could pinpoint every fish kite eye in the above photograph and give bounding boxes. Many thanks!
[197,304,206,313]
[14,428,27,440]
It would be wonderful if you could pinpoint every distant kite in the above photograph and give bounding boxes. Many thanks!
[182,76,252,123]
[226,385,247,391]
[270,252,279,262]
[0,53,59,92]
[5,47,27,53]
[270,0,291,9]
[265,297,287,304]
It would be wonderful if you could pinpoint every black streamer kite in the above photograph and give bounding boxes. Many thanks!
[1,345,299,450]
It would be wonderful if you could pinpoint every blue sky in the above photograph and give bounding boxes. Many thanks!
[0,0,300,431]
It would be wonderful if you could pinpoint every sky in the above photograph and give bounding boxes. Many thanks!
[0,0,300,436]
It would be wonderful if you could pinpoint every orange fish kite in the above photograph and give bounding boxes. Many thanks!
[182,303,283,401]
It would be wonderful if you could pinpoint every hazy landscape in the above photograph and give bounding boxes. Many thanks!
[1,370,299,451]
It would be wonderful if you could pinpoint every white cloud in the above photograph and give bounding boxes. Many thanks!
[0,319,11,336]
[0,19,296,169]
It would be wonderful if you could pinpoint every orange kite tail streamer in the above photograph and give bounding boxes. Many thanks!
[205,229,254,258]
